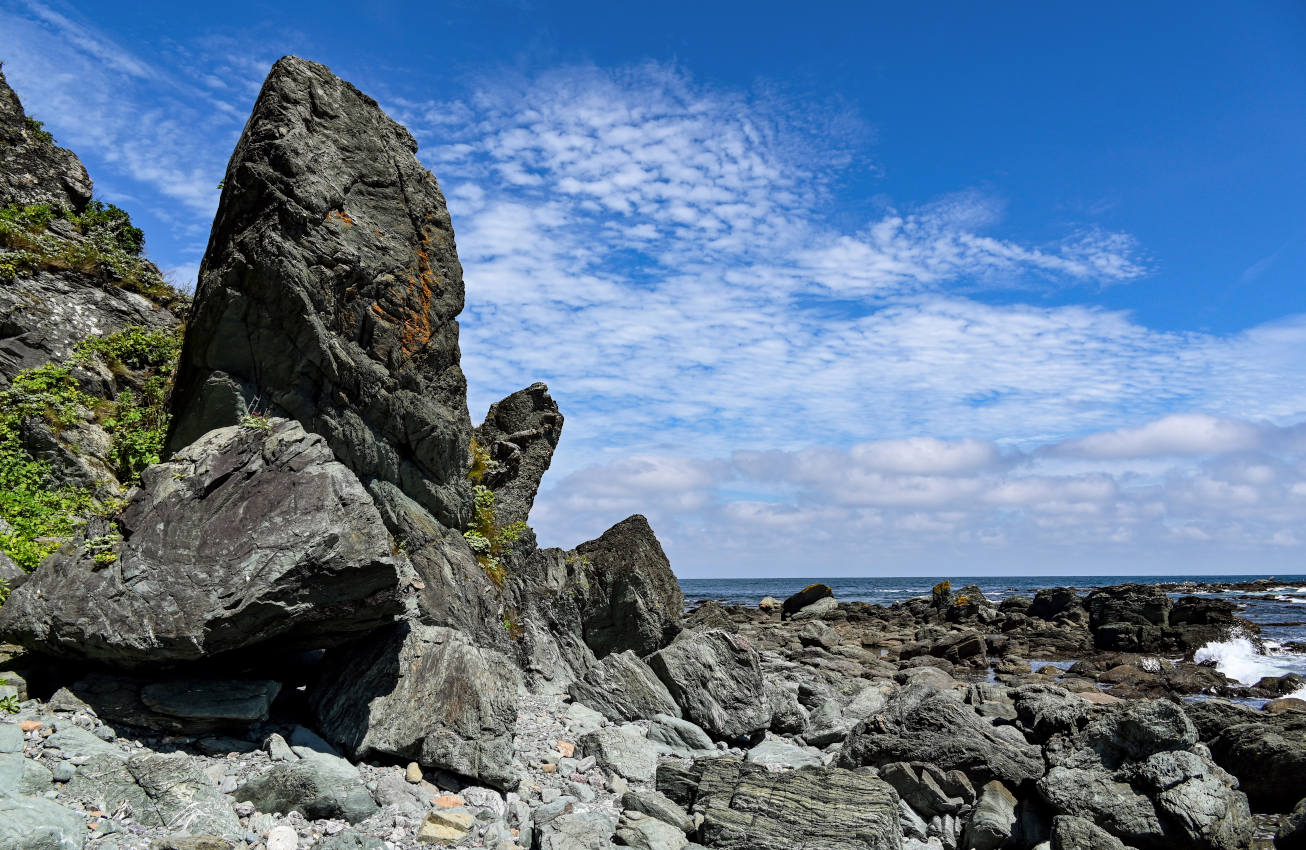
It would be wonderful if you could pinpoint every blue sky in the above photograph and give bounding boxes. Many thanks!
[3,1,1306,576]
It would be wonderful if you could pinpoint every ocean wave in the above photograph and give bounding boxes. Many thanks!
[1193,631,1306,688]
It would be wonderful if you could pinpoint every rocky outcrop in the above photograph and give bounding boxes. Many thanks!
[1084,585,1239,653]
[167,56,471,528]
[475,382,563,527]
[838,683,1044,786]
[1037,699,1253,850]
[0,68,92,211]
[1203,711,1306,811]
[646,629,771,740]
[0,420,402,666]
[572,515,683,658]
[657,759,902,849]
[308,622,521,789]
[782,583,834,620]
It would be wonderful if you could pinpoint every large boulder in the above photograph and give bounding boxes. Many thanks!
[646,629,771,740]
[837,683,1044,787]
[475,382,563,527]
[1203,712,1306,811]
[656,759,902,850]
[567,650,681,722]
[573,515,683,658]
[0,792,86,850]
[65,751,241,836]
[308,621,520,790]
[167,56,472,528]
[1037,699,1253,850]
[0,419,403,666]
[237,748,379,824]
[781,584,834,620]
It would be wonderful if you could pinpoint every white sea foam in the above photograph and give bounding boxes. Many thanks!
[1194,631,1306,686]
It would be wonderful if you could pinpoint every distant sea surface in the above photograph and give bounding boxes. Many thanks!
[679,574,1306,692]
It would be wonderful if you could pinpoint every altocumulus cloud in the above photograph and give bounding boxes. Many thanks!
[6,9,1306,574]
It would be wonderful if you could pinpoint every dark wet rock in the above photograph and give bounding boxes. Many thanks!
[1277,797,1306,848]
[1012,685,1096,744]
[657,759,902,850]
[782,584,833,620]
[838,682,1044,786]
[308,621,520,790]
[167,56,471,528]
[567,650,681,722]
[878,762,964,818]
[573,515,683,659]
[1204,712,1306,811]
[474,382,562,527]
[65,672,278,734]
[0,420,402,666]
[0,67,92,211]
[238,748,379,824]
[1031,588,1083,621]
[646,629,771,740]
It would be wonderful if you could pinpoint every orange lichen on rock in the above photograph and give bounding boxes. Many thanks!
[326,208,355,226]
[397,226,439,357]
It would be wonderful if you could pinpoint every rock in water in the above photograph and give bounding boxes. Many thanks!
[475,382,563,527]
[573,515,683,658]
[167,55,472,528]
[308,622,521,789]
[0,420,402,666]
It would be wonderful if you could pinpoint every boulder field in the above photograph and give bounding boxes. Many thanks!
[0,56,1301,850]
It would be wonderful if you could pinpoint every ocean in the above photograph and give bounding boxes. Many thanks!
[678,574,1306,694]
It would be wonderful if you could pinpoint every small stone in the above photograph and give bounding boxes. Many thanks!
[541,788,562,804]
[18,720,41,733]
[267,825,298,850]
[417,811,471,844]
[432,794,465,809]
[51,761,75,782]
[265,733,296,762]
[540,763,557,774]
[609,775,628,795]
[567,781,595,803]
[94,726,117,742]
[556,740,575,758]
[405,762,423,783]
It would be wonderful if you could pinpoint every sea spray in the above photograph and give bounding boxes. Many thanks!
[1194,629,1306,697]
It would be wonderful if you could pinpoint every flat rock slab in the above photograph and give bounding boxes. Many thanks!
[66,752,240,837]
[658,760,902,850]
[0,791,85,850]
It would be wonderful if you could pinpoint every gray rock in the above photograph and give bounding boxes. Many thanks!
[791,596,838,620]
[237,748,378,824]
[744,734,822,769]
[622,789,693,834]
[309,621,520,789]
[616,810,687,850]
[65,752,240,836]
[1276,797,1306,848]
[0,421,402,666]
[965,780,1017,850]
[45,725,121,758]
[647,714,716,758]
[646,629,771,740]
[764,681,808,735]
[878,763,964,819]
[1038,766,1161,845]
[0,69,92,211]
[167,56,471,529]
[1205,712,1306,810]
[0,791,86,850]
[0,753,53,795]
[475,383,563,527]
[0,726,20,754]
[139,679,280,724]
[318,832,387,850]
[567,651,680,722]
[1049,815,1129,850]
[838,683,1044,786]
[798,620,839,648]
[535,809,618,850]
[659,759,901,850]
[579,727,659,783]
[573,516,683,659]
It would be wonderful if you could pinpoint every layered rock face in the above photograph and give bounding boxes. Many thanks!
[0,420,403,666]
[167,56,472,527]
[0,68,92,211]
[474,381,563,528]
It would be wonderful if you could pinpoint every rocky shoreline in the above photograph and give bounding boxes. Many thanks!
[0,55,1303,850]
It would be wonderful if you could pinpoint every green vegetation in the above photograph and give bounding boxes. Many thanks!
[0,201,182,307]
[463,484,527,586]
[0,678,18,714]
[0,325,181,570]
[23,115,52,145]
[467,437,492,484]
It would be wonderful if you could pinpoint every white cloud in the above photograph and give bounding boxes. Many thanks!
[1052,414,1264,459]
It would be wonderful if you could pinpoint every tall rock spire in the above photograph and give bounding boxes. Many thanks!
[167,56,472,526]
